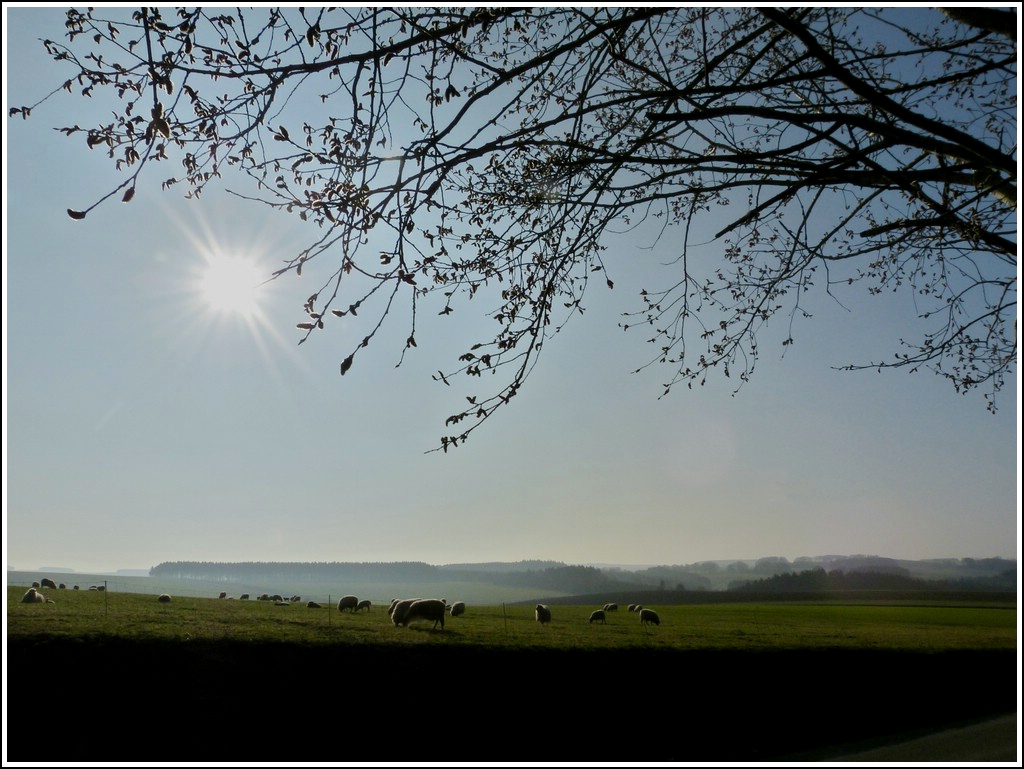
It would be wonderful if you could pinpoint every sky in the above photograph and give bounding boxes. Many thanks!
[3,6,1019,575]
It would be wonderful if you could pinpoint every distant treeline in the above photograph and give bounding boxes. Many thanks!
[729,567,1018,593]
[149,557,1016,594]
[150,561,446,582]
[149,560,654,593]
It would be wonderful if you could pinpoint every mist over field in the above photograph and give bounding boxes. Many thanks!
[8,553,1015,608]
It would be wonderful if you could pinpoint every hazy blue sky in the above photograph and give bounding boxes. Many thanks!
[4,7,1018,574]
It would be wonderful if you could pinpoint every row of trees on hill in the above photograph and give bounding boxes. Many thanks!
[729,567,1018,592]
[150,557,1016,593]
[150,560,444,583]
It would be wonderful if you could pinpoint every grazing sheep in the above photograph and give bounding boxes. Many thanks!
[307,601,322,609]
[603,603,618,612]
[535,604,552,625]
[20,587,49,604]
[31,582,40,588]
[290,595,302,603]
[627,604,637,612]
[96,585,105,592]
[59,583,67,590]
[337,595,360,613]
[388,598,410,619]
[639,608,660,626]
[356,599,372,612]
[394,598,446,630]
[448,601,466,617]
[219,592,228,599]
[40,578,58,589]
[389,598,423,626]
[73,585,80,590]
[270,594,283,603]
[257,593,270,601]
[239,594,250,600]
[589,609,607,624]
[157,594,172,603]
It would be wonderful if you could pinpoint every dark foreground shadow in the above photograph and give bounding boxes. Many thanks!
[6,639,1015,762]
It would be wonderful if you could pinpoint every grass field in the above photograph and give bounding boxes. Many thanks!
[6,585,1017,651]
[6,585,1016,762]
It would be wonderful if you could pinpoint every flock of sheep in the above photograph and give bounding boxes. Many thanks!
[538,602,660,627]
[20,580,661,629]
[19,579,109,602]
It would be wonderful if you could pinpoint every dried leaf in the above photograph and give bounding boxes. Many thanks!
[340,354,354,375]
[122,187,135,203]
[67,209,87,220]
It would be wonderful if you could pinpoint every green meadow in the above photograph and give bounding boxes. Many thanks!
[8,586,1015,651]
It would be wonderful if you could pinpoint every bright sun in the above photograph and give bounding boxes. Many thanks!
[199,253,266,316]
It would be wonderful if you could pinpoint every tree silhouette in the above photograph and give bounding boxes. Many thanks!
[11,7,1016,449]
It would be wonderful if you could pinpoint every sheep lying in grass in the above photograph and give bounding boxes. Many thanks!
[392,598,446,630]
[639,608,660,626]
[589,609,607,624]
[157,594,172,603]
[448,601,466,617]
[307,601,322,609]
[337,595,359,613]
[20,587,52,604]
[535,604,552,625]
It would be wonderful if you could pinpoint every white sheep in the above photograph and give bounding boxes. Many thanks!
[157,594,172,603]
[20,587,50,604]
[40,578,58,589]
[535,604,552,624]
[394,598,446,630]
[639,608,660,626]
[389,598,423,626]
[337,595,360,613]
[589,609,607,624]
[448,601,466,617]
[603,603,618,612]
